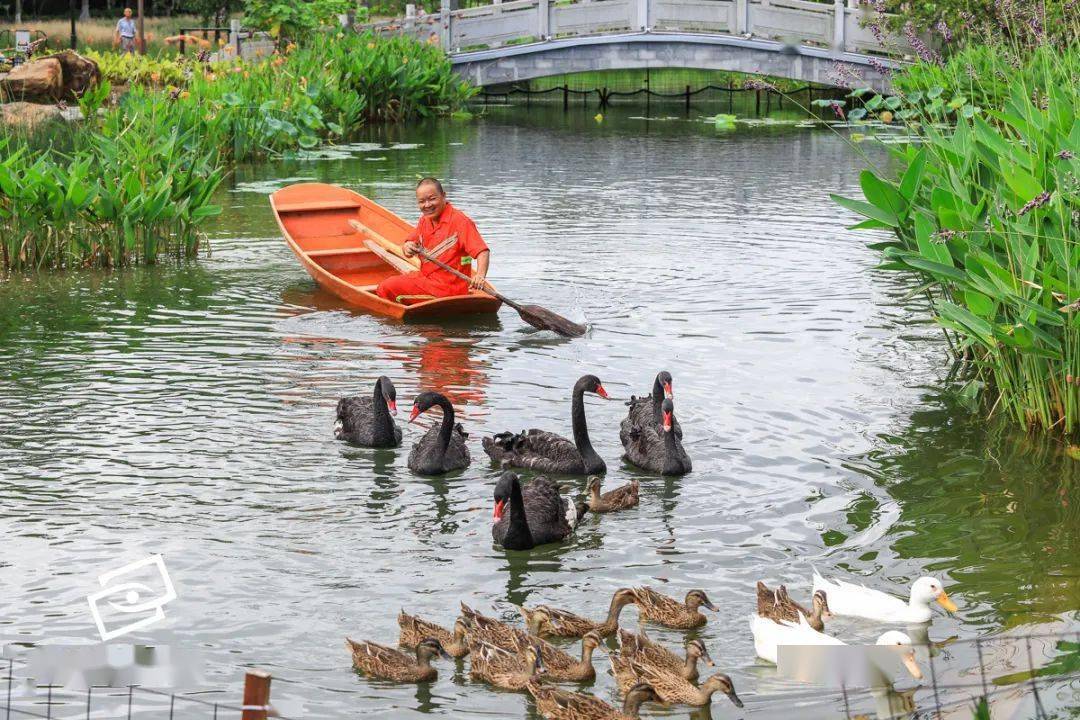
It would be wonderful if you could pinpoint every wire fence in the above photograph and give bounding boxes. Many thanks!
[0,658,290,720]
[1,631,1077,719]
[479,81,827,114]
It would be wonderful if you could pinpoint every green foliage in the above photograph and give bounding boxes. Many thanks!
[871,0,1076,49]
[243,0,353,41]
[0,129,224,270]
[84,49,187,86]
[836,42,1080,435]
[0,33,474,271]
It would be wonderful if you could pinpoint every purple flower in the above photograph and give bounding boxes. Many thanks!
[1018,191,1052,216]
[935,19,953,42]
[1059,150,1076,160]
[868,57,893,77]
[931,229,955,244]
[830,101,846,120]
[904,22,940,63]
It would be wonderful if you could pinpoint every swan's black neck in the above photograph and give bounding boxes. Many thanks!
[434,395,455,458]
[571,384,603,471]
[372,379,392,430]
[652,375,665,404]
[502,476,533,550]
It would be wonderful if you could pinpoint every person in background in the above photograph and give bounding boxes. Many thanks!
[114,8,137,55]
[375,178,491,303]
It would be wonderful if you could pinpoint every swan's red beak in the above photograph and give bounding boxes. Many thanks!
[409,405,421,423]
[662,410,673,432]
[493,499,505,522]
[663,381,673,398]
[387,399,398,416]
[595,385,609,399]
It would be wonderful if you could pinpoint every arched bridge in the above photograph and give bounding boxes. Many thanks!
[365,0,908,93]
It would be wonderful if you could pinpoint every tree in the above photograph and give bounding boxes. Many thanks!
[15,0,21,22]
[80,0,89,20]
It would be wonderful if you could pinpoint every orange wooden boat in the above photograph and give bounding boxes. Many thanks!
[270,183,502,320]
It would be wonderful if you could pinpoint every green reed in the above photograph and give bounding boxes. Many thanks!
[834,41,1080,435]
[0,32,474,272]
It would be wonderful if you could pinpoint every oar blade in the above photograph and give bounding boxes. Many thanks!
[516,304,587,338]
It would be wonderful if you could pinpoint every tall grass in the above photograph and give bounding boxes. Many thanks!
[0,31,474,271]
[834,39,1080,435]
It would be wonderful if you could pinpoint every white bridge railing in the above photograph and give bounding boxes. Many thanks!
[362,0,909,57]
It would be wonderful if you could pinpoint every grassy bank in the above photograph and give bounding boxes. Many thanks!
[833,40,1080,435]
[0,31,475,271]
[2,15,204,56]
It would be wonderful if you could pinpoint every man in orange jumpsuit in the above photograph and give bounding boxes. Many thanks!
[376,178,491,302]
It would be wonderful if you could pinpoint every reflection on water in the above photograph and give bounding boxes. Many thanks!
[0,105,1077,718]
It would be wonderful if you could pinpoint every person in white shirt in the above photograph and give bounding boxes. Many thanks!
[114,8,137,54]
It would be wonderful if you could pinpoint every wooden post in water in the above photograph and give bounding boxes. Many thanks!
[685,84,690,114]
[563,84,569,111]
[755,89,761,115]
[728,80,734,113]
[241,671,271,720]
[765,90,771,114]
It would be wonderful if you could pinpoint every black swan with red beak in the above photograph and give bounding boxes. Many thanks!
[491,471,582,550]
[335,376,402,448]
[620,371,682,444]
[482,374,610,475]
[407,391,470,474]
[622,398,691,475]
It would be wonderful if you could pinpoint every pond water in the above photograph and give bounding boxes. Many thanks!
[1,106,1078,720]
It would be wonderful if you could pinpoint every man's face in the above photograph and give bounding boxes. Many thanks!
[416,183,446,219]
[124,8,132,17]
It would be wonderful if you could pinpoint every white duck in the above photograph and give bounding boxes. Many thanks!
[749,614,923,681]
[812,571,957,624]
[749,612,842,664]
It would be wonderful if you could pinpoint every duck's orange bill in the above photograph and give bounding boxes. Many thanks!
[936,590,958,612]
[595,385,609,399]
[493,499,506,521]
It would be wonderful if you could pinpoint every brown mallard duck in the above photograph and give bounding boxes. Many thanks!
[625,658,743,708]
[463,605,599,681]
[628,587,717,629]
[516,588,637,638]
[346,636,448,682]
[617,629,714,685]
[527,679,660,720]
[461,602,533,648]
[468,638,545,690]
[756,581,832,632]
[397,611,470,658]
[585,476,639,513]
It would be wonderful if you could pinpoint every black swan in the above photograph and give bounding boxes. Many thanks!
[407,391,470,475]
[491,471,580,550]
[482,374,609,475]
[621,371,682,444]
[334,376,402,448]
[622,398,691,476]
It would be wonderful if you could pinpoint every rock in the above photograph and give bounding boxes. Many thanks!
[41,50,101,100]
[0,58,62,101]
[1,101,63,127]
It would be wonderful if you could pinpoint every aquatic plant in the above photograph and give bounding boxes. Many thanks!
[0,33,473,271]
[0,130,224,271]
[834,42,1080,435]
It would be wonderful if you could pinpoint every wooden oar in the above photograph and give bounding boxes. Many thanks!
[348,219,586,337]
[413,247,587,338]
[362,239,416,274]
